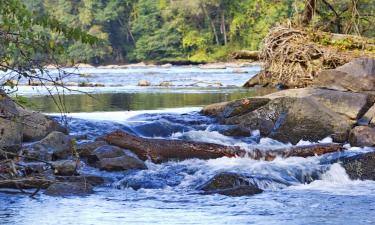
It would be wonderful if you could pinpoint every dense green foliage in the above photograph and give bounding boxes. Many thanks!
[7,0,375,64]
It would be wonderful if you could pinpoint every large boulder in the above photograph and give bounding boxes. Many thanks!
[349,126,375,147]
[23,131,74,161]
[199,172,263,197]
[341,152,375,180]
[16,105,67,141]
[314,57,375,92]
[202,88,370,144]
[0,91,23,150]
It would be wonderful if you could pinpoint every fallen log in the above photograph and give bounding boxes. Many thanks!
[98,130,246,163]
[98,130,345,163]
[0,177,54,189]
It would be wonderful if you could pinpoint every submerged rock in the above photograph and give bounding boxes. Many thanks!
[349,126,375,147]
[199,172,263,197]
[341,152,375,180]
[314,57,375,92]
[45,182,94,196]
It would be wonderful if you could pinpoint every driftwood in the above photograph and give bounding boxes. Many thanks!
[231,50,260,60]
[99,130,344,163]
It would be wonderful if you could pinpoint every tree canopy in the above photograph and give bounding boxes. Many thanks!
[4,0,375,65]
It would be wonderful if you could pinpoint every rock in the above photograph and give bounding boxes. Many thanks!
[203,88,372,144]
[314,57,375,92]
[160,63,172,68]
[233,68,247,74]
[341,152,375,180]
[220,126,252,137]
[16,105,67,141]
[45,182,94,196]
[78,82,105,87]
[199,64,227,69]
[92,145,125,158]
[199,172,263,197]
[0,91,23,149]
[159,81,173,86]
[359,103,375,126]
[51,160,79,176]
[39,131,73,160]
[98,155,147,171]
[75,63,95,68]
[231,50,260,60]
[349,126,375,147]
[55,175,106,186]
[79,73,95,78]
[87,144,146,171]
[138,80,151,86]
[76,141,107,157]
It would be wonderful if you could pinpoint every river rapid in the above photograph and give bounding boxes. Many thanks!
[1,65,375,225]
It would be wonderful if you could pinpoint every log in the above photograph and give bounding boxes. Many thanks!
[231,50,260,60]
[0,177,54,189]
[98,130,345,163]
[98,130,246,163]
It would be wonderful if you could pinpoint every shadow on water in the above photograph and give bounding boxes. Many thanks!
[25,87,275,113]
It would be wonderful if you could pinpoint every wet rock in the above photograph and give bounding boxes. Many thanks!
[79,73,95,78]
[349,126,375,147]
[51,160,79,176]
[199,172,263,197]
[55,175,106,186]
[99,155,147,171]
[314,57,375,92]
[160,63,172,68]
[16,105,67,141]
[138,80,151,86]
[88,144,146,171]
[233,68,247,74]
[90,145,125,160]
[45,182,94,196]
[40,131,74,160]
[220,126,251,137]
[341,152,375,180]
[77,141,107,157]
[203,88,371,144]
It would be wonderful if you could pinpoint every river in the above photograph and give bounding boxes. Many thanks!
[1,65,375,225]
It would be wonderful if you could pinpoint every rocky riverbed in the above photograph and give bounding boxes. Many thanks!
[1,59,375,224]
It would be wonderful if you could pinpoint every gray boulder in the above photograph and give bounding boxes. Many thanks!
[202,88,371,144]
[51,160,79,176]
[314,57,375,92]
[0,91,23,150]
[199,172,263,197]
[17,105,67,141]
[349,126,375,147]
[341,152,375,180]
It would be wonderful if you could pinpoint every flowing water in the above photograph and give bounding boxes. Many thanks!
[1,65,375,225]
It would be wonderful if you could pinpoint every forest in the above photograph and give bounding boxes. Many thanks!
[21,0,375,64]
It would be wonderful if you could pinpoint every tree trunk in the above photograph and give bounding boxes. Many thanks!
[201,4,220,45]
[221,10,227,45]
[302,0,316,25]
[98,130,344,163]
